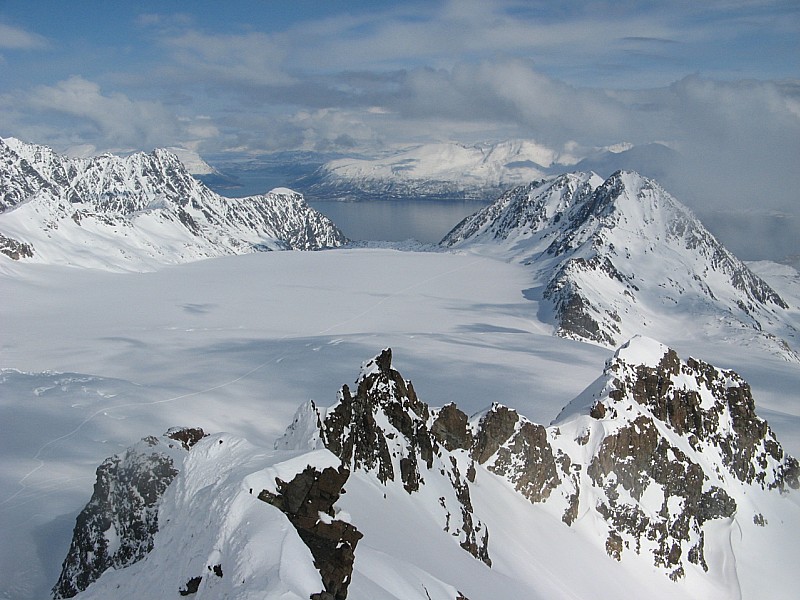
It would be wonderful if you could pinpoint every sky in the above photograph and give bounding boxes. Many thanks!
[0,0,798,259]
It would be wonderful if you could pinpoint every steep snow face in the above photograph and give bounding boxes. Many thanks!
[306,140,568,201]
[443,171,796,359]
[164,147,219,176]
[58,344,798,600]
[0,138,347,270]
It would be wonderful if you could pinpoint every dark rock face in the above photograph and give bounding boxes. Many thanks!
[258,465,362,600]
[587,415,736,579]
[0,232,34,259]
[606,348,800,492]
[431,403,471,451]
[164,426,207,451]
[299,349,491,566]
[574,338,799,577]
[52,428,203,598]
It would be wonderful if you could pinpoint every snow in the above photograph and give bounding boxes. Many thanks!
[614,335,669,368]
[1,245,799,598]
[164,147,218,176]
[267,187,298,196]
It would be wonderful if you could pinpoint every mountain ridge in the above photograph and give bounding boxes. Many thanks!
[0,137,347,270]
[54,342,799,599]
[442,170,797,359]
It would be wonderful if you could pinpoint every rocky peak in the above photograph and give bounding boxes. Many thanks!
[279,348,491,565]
[594,336,799,491]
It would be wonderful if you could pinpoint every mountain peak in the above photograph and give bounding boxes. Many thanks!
[443,171,795,358]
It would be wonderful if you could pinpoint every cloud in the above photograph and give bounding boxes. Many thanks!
[0,23,48,50]
[1,76,220,154]
[157,29,294,87]
[27,76,178,148]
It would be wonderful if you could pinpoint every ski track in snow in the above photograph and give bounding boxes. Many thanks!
[0,255,483,512]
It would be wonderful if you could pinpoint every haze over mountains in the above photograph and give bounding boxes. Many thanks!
[1,137,799,600]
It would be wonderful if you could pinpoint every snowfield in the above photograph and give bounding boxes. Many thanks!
[2,247,799,599]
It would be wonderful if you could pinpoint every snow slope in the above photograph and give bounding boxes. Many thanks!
[2,249,799,599]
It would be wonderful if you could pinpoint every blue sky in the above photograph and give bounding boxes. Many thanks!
[0,0,799,258]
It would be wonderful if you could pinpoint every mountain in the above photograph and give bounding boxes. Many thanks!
[442,170,797,359]
[0,138,347,270]
[53,342,799,599]
[302,140,573,201]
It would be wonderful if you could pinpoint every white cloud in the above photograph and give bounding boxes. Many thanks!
[161,30,294,87]
[0,23,48,50]
[0,76,220,154]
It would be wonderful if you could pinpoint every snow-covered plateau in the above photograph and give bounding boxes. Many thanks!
[1,139,799,600]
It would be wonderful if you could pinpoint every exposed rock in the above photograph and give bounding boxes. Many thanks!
[281,348,492,566]
[0,232,34,259]
[258,465,361,600]
[52,428,203,598]
[430,403,471,451]
[178,575,202,596]
[473,405,561,503]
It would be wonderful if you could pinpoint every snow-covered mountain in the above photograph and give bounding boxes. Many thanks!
[442,171,797,359]
[53,342,799,599]
[303,140,574,201]
[0,137,347,270]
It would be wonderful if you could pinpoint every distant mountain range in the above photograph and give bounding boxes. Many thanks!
[0,137,347,270]
[53,342,798,599]
[296,140,679,202]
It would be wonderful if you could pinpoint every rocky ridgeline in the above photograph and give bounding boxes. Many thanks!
[277,348,492,566]
[0,137,347,267]
[55,341,797,598]
[442,171,795,358]
[278,343,797,582]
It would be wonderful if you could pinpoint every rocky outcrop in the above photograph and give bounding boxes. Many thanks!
[0,232,34,260]
[258,465,361,600]
[278,349,492,566]
[52,428,205,598]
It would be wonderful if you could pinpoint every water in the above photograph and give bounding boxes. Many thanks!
[199,165,489,244]
[307,199,488,244]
